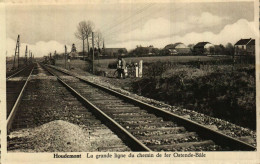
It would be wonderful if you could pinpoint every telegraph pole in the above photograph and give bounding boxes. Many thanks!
[25,45,28,65]
[92,32,95,74]
[13,35,20,69]
[102,39,105,56]
[17,35,20,67]
[65,45,67,69]
[28,50,30,63]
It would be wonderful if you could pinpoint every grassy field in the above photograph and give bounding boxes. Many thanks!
[55,56,231,77]
[55,56,231,69]
[95,55,231,68]
[55,59,90,71]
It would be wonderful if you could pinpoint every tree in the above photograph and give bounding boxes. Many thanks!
[214,44,225,55]
[75,21,94,57]
[118,49,124,55]
[225,43,234,56]
[94,30,103,50]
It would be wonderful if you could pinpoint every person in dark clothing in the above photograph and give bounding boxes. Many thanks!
[117,55,126,79]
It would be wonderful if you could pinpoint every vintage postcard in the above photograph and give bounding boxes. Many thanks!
[0,0,259,163]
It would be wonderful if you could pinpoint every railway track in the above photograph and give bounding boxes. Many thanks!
[42,64,256,151]
[6,66,29,79]
[7,63,131,152]
[7,65,34,119]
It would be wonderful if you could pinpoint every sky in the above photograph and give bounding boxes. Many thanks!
[5,1,256,57]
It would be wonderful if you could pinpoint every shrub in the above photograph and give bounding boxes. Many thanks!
[132,64,256,129]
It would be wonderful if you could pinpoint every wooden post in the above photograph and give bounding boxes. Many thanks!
[92,32,95,74]
[28,50,30,63]
[135,63,138,77]
[25,45,28,65]
[138,60,143,78]
[17,35,20,67]
[65,45,67,69]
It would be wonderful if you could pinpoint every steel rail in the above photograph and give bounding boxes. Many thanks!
[41,64,151,152]
[46,64,256,151]
[6,66,29,80]
[7,66,34,133]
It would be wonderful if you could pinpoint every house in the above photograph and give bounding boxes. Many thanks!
[193,42,215,55]
[234,38,255,56]
[103,48,127,57]
[164,42,191,55]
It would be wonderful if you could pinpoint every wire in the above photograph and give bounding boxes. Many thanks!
[102,3,154,36]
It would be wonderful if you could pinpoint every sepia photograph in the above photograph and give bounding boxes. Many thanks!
[2,0,259,163]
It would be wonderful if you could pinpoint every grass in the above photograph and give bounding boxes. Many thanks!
[55,59,91,72]
[96,55,231,68]
[132,63,256,129]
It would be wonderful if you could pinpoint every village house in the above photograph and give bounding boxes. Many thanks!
[164,42,191,55]
[234,38,255,56]
[193,42,215,55]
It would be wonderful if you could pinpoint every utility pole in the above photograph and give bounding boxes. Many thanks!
[28,50,30,63]
[102,39,105,56]
[13,35,20,69]
[17,35,20,67]
[92,32,95,74]
[25,45,28,65]
[65,45,67,69]
[30,52,32,63]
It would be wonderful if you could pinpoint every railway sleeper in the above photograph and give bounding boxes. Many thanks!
[109,112,153,117]
[112,114,157,119]
[128,127,186,134]
[102,106,141,110]
[148,140,215,151]
[120,121,176,128]
[103,110,146,115]
[90,99,123,103]
[137,132,198,140]
[114,116,162,122]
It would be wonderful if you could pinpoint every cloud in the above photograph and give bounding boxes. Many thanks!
[107,19,255,50]
[6,38,71,57]
[116,18,189,42]
[115,12,227,42]
[188,12,228,28]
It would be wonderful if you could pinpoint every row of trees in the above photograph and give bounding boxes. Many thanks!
[128,43,235,57]
[75,21,104,57]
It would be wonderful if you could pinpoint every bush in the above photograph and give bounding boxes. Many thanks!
[132,64,256,129]
[108,61,117,69]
